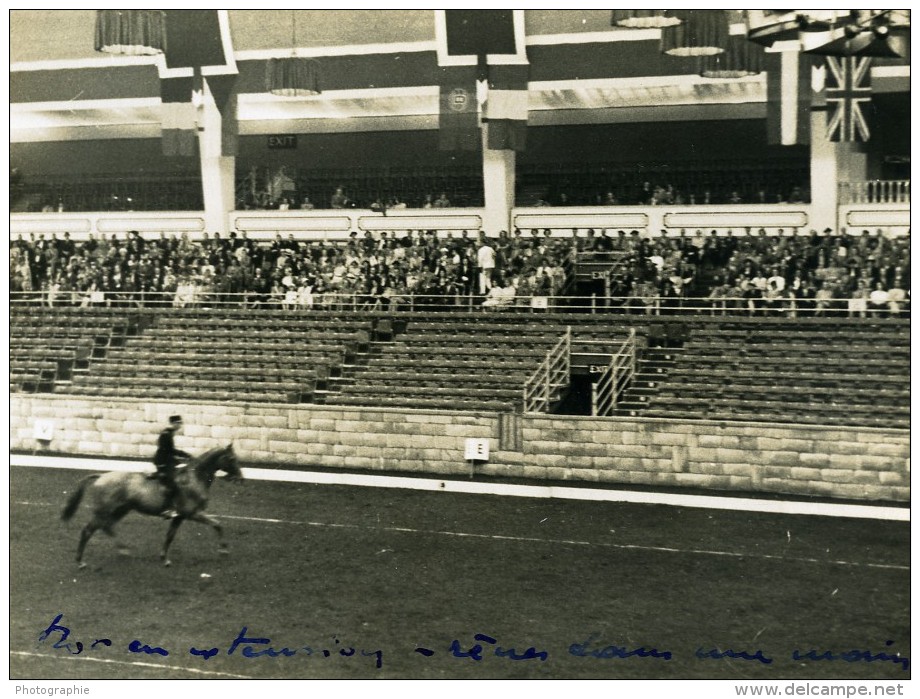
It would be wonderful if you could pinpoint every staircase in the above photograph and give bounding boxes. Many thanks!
[314,339,395,404]
[615,346,683,416]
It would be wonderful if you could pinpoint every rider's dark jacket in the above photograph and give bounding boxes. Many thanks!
[154,427,190,477]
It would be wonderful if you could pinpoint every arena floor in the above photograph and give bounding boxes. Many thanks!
[9,458,910,680]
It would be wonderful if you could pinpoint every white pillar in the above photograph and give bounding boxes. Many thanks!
[481,123,515,235]
[197,83,235,236]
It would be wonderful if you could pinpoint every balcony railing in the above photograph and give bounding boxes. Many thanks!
[838,180,910,205]
[9,290,909,318]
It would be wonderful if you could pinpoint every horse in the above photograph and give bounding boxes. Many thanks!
[61,444,244,568]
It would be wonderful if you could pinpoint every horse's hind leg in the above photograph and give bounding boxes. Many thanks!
[76,522,100,569]
[187,513,228,555]
[160,516,185,567]
[103,506,132,556]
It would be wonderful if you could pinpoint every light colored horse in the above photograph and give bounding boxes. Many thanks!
[61,444,244,567]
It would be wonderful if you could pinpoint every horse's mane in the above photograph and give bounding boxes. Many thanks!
[196,445,228,462]
[186,445,231,472]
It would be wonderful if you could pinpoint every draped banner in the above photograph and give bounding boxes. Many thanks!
[160,76,198,157]
[483,64,529,151]
[438,65,481,151]
[436,9,527,152]
[766,51,813,146]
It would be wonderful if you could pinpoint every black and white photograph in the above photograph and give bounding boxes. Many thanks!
[8,8,911,691]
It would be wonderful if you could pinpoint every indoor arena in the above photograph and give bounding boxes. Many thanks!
[8,9,911,687]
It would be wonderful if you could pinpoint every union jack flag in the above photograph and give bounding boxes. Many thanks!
[824,56,872,142]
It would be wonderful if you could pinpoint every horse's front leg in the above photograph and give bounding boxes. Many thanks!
[160,516,185,567]
[187,512,228,555]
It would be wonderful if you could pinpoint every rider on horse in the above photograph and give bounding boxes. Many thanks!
[152,415,191,517]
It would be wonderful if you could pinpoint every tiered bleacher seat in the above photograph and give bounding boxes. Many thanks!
[58,309,375,405]
[9,308,132,393]
[323,314,579,412]
[637,318,910,428]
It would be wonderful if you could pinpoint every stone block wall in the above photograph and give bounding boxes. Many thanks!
[518,415,910,502]
[9,395,909,502]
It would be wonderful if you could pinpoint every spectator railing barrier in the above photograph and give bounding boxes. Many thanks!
[591,327,636,417]
[9,290,910,318]
[838,180,911,204]
[523,327,572,414]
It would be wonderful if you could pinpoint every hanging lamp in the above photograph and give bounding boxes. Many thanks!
[267,10,322,96]
[94,10,166,56]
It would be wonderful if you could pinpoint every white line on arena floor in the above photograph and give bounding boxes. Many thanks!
[9,650,251,679]
[10,453,909,523]
[217,514,909,571]
[15,501,908,572]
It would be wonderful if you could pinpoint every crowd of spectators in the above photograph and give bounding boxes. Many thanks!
[236,165,481,212]
[576,227,909,317]
[9,229,571,311]
[9,227,909,317]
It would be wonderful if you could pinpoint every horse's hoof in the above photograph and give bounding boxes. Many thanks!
[163,559,172,567]
[218,548,229,555]
[77,562,87,570]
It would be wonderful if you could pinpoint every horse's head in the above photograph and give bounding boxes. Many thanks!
[216,444,245,484]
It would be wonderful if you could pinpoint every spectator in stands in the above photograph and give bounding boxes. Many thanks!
[867,282,890,316]
[813,282,835,317]
[481,272,516,309]
[848,280,870,318]
[764,268,786,315]
[433,192,451,208]
[476,237,497,295]
[330,186,348,209]
[707,278,731,315]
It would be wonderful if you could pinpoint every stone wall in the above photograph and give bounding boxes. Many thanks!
[9,395,909,502]
[520,415,909,502]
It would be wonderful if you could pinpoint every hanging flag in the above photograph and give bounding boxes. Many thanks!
[436,10,525,151]
[824,56,872,142]
[443,9,517,57]
[765,51,813,146]
[438,64,481,151]
[160,75,198,157]
[483,63,529,151]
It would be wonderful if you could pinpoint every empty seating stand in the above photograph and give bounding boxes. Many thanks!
[635,317,910,428]
[52,308,376,405]
[9,308,132,392]
[322,313,580,413]
[10,306,907,429]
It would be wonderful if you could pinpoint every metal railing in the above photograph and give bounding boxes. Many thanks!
[838,180,910,204]
[591,328,636,417]
[8,290,910,318]
[523,327,571,413]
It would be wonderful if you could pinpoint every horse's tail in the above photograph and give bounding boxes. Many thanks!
[61,474,101,521]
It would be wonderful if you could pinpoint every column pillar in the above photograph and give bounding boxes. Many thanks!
[197,83,235,236]
[481,123,515,235]
[810,111,870,233]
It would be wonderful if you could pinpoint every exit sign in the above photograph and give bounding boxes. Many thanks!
[268,135,297,149]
